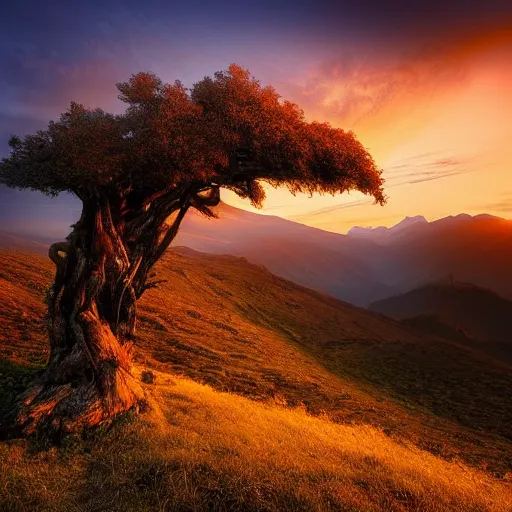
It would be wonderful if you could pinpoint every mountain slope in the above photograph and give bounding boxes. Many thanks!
[2,198,512,307]
[370,281,512,364]
[370,281,512,342]
[0,200,396,307]
[147,206,512,305]
[1,248,512,478]
[174,202,395,305]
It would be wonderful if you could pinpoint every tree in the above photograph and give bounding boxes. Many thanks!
[0,64,385,436]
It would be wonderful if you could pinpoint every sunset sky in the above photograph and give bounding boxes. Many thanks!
[0,0,511,234]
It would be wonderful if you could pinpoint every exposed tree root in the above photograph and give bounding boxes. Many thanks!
[15,366,144,437]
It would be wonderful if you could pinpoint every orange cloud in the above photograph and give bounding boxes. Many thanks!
[276,27,511,158]
[242,27,512,233]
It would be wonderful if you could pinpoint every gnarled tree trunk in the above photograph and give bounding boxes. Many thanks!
[13,184,220,437]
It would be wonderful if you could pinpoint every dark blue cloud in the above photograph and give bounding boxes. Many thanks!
[2,0,509,122]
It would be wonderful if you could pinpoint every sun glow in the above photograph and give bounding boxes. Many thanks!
[222,28,512,233]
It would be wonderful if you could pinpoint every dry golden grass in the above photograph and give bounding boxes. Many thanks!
[1,368,511,512]
[1,247,512,511]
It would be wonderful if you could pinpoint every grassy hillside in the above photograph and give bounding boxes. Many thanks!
[1,248,512,510]
[1,370,511,512]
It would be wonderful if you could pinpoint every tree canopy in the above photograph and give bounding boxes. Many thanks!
[0,64,385,210]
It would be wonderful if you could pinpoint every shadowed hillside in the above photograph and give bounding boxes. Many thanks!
[370,281,512,364]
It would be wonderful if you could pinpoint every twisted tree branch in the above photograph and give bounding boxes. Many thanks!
[49,242,69,269]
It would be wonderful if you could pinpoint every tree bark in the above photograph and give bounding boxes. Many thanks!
[15,193,143,436]
[11,184,220,437]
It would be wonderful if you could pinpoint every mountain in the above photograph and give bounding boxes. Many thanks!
[381,214,512,302]
[176,205,436,305]
[178,208,512,306]
[370,281,512,343]
[348,215,428,239]
[370,281,512,363]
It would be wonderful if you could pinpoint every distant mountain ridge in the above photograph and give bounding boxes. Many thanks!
[169,206,512,306]
[173,202,397,306]
[370,280,512,342]
[370,280,512,363]
[348,215,428,238]
[1,196,511,306]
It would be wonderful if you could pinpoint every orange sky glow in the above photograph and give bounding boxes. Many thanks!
[223,28,512,233]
